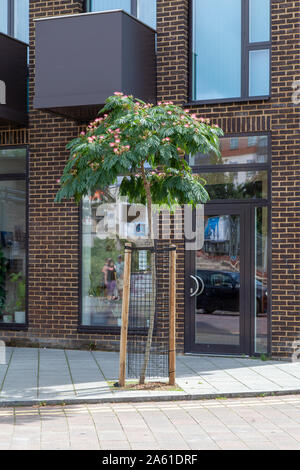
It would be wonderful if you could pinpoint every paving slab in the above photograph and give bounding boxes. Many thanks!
[0,347,299,405]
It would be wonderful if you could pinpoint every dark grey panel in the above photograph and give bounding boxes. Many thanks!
[0,33,28,126]
[122,13,156,104]
[34,11,156,121]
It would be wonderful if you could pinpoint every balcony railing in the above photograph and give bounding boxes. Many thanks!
[34,10,156,121]
[0,33,28,126]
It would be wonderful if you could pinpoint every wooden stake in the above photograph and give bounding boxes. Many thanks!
[169,245,176,386]
[118,244,132,387]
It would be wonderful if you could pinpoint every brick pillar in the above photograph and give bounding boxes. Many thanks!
[270,0,300,357]
[27,1,83,344]
[156,1,189,352]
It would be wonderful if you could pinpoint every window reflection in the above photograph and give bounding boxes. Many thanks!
[91,0,131,14]
[195,214,241,346]
[249,0,270,43]
[90,0,156,29]
[201,171,268,200]
[192,0,241,100]
[82,186,125,327]
[249,49,270,97]
[137,0,156,29]
[0,0,8,34]
[0,148,27,174]
[81,185,151,328]
[0,180,26,324]
[14,0,29,43]
[255,207,268,353]
[189,135,268,166]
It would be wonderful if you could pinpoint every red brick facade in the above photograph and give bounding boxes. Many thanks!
[0,0,299,358]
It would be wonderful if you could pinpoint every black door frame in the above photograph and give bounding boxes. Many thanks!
[184,200,270,356]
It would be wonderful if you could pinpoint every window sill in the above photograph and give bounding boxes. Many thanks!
[184,96,270,106]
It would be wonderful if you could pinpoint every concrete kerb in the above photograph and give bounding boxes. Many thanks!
[2,388,300,408]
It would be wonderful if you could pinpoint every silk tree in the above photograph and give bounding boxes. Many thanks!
[55,93,223,384]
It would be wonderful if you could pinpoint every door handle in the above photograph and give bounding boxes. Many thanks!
[190,275,199,297]
[195,275,205,296]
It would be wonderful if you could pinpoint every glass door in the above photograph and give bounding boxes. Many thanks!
[186,204,247,354]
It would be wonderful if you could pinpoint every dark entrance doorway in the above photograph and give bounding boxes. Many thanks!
[185,202,269,356]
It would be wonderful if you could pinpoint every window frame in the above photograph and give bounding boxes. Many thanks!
[78,199,152,335]
[188,131,271,205]
[0,145,29,331]
[189,0,272,105]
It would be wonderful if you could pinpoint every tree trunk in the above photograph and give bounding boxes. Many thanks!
[139,163,156,385]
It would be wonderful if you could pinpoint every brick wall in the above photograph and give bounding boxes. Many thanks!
[0,0,299,357]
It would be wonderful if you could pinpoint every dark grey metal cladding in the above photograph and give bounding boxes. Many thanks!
[34,10,156,121]
[0,33,28,126]
[121,13,156,105]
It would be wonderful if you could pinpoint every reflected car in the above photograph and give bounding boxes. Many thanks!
[196,270,267,315]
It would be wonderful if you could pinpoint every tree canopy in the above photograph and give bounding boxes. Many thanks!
[55,93,223,209]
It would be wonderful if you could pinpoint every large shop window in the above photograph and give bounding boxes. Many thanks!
[0,0,29,42]
[0,148,27,326]
[192,0,270,102]
[88,0,157,29]
[81,182,150,329]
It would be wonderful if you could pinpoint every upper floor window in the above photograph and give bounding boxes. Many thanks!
[192,0,270,103]
[0,0,29,43]
[88,0,156,29]
[0,0,8,35]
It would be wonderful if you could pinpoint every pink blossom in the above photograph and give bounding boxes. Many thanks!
[167,111,172,115]
[109,142,115,147]
[114,148,118,153]
[80,131,85,136]
[56,178,61,184]
[115,139,120,143]
[114,92,123,96]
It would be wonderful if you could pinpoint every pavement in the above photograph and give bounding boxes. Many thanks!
[1,347,300,405]
[2,396,300,449]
